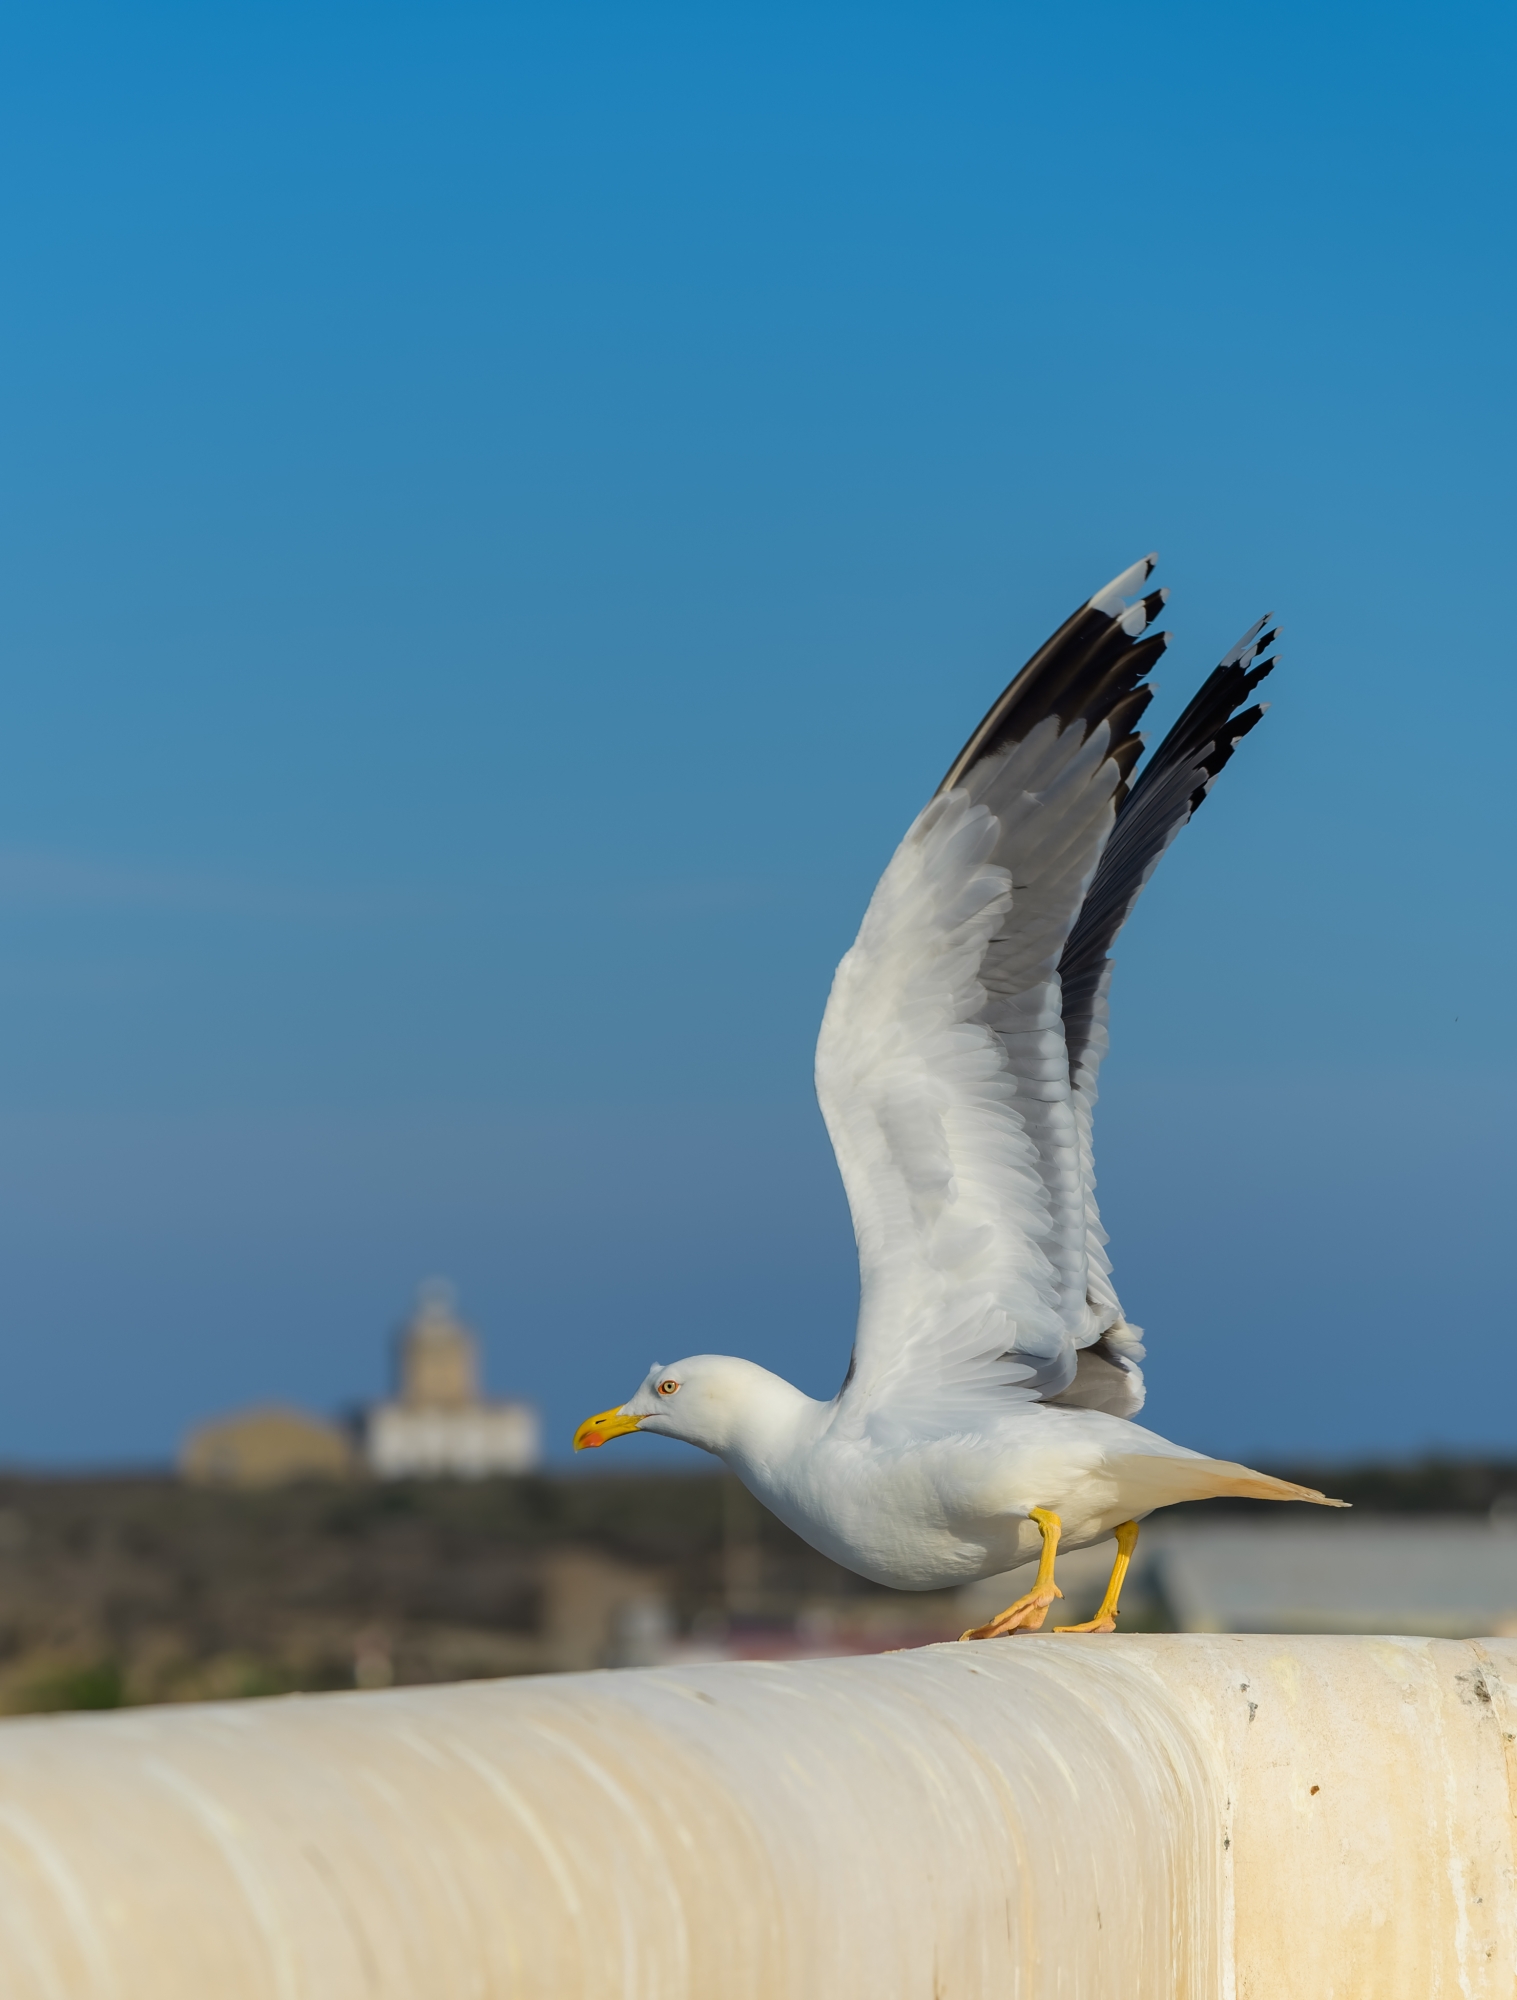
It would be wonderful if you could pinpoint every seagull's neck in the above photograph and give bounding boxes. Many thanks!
[703,1360,827,1481]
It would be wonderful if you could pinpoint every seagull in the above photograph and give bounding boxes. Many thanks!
[575,558,1344,1637]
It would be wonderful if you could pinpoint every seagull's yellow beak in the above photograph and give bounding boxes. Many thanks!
[572,1405,644,1451]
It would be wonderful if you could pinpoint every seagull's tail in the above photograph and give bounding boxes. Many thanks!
[1112,1452,1350,1510]
[1194,1460,1350,1507]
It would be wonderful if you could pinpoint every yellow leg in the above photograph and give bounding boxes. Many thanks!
[959,1508,1063,1640]
[1055,1520,1140,1633]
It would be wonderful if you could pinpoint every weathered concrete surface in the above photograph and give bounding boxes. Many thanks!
[1149,1635,1517,1998]
[0,1634,1510,1999]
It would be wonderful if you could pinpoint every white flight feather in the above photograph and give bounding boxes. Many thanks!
[816,707,1132,1438]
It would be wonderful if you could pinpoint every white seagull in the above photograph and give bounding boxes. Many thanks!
[575,558,1344,1637]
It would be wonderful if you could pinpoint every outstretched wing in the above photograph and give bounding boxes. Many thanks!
[1057,618,1278,1411]
[815,559,1277,1436]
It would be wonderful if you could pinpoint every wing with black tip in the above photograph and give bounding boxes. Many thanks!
[1052,617,1278,1414]
[815,560,1279,1435]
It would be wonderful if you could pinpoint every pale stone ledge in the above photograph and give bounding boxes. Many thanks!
[0,1633,1511,1998]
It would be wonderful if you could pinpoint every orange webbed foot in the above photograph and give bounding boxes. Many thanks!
[959,1584,1063,1640]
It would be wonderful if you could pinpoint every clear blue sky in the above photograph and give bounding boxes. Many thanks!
[0,1,1511,1469]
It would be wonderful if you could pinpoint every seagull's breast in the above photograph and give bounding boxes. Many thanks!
[723,1428,1039,1590]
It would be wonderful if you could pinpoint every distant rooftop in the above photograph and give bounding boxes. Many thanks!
[1141,1518,1517,1637]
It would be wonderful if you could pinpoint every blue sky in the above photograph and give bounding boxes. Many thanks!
[0,1,1511,1467]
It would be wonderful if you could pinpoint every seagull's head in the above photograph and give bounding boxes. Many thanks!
[572,1355,792,1459]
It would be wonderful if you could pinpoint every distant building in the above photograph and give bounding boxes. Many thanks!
[1141,1519,1517,1637]
[365,1283,541,1479]
[180,1405,356,1488]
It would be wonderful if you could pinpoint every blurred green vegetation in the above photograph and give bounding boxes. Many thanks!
[0,1468,862,1713]
[0,1458,1506,1714]
[15,1657,125,1713]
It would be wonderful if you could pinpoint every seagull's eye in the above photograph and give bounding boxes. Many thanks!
[657,1379,680,1396]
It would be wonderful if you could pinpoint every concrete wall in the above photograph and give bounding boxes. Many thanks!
[0,1634,1511,1999]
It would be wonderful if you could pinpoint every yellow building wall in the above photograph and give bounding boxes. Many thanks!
[179,1406,356,1488]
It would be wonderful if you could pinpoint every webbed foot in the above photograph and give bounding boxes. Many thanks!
[960,1583,1063,1640]
[959,1507,1065,1639]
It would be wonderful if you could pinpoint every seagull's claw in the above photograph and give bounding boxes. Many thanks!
[959,1584,1062,1640]
[1053,1613,1118,1634]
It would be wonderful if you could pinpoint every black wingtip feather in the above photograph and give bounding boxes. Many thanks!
[937,575,1281,1100]
[1110,734,1146,789]
[1186,700,1268,812]
[936,560,1169,798]
[1056,609,1281,1085]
